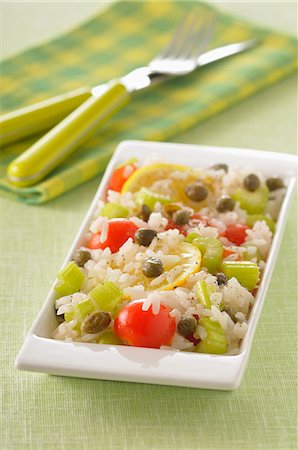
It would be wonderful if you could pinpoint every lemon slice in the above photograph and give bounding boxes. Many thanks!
[121,163,188,193]
[121,163,212,210]
[135,242,201,291]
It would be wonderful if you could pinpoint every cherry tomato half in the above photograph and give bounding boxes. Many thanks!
[107,164,137,192]
[88,219,138,253]
[114,300,176,348]
[224,223,249,246]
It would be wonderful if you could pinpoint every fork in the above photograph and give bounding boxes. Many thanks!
[150,12,215,75]
[4,12,256,187]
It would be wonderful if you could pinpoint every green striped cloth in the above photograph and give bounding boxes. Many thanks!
[0,1,297,204]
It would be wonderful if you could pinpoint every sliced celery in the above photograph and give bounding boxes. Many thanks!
[55,261,84,296]
[64,298,94,323]
[246,214,275,233]
[232,185,269,214]
[135,187,172,210]
[97,329,123,345]
[89,281,123,315]
[222,261,260,290]
[186,233,223,274]
[99,203,129,219]
[195,280,215,308]
[194,317,228,354]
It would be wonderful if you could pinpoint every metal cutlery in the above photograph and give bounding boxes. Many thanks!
[0,12,257,187]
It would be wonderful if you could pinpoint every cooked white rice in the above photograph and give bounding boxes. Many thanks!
[53,159,283,355]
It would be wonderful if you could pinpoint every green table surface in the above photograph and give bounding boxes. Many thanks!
[1,2,297,450]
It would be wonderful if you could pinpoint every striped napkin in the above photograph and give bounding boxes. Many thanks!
[0,1,297,204]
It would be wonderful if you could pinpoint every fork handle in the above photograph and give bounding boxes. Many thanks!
[0,87,94,147]
[7,81,130,187]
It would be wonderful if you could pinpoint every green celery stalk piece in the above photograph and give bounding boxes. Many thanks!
[186,233,223,274]
[55,261,85,296]
[135,187,172,210]
[194,317,228,354]
[99,203,129,219]
[89,281,123,315]
[195,280,215,308]
[97,329,123,345]
[232,185,269,214]
[222,261,260,290]
[246,214,275,233]
[64,298,94,323]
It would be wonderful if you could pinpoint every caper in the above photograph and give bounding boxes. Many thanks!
[173,209,191,225]
[73,250,91,267]
[56,312,65,324]
[177,317,197,337]
[266,177,284,191]
[142,257,164,278]
[185,182,208,202]
[210,163,228,172]
[216,272,228,286]
[216,196,235,213]
[81,311,111,334]
[134,228,157,247]
[138,204,151,222]
[243,174,260,192]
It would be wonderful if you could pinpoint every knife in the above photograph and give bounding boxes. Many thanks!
[1,40,257,187]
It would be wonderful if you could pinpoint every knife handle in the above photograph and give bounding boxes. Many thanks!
[0,87,93,146]
[7,81,130,187]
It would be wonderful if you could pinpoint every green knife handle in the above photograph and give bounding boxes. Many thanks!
[7,81,130,187]
[0,87,92,146]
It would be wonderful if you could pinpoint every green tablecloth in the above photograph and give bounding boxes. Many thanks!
[1,2,297,449]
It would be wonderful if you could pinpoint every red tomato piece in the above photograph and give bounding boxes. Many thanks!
[88,219,138,253]
[89,233,102,249]
[107,164,137,192]
[189,213,210,227]
[185,334,200,346]
[222,248,239,260]
[224,223,249,246]
[114,301,176,348]
[165,219,187,236]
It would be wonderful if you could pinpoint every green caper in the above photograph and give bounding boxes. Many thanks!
[266,177,284,191]
[177,317,197,337]
[210,163,228,172]
[138,204,151,222]
[185,182,208,202]
[216,196,235,213]
[134,228,157,247]
[216,272,228,286]
[73,250,91,267]
[56,312,65,324]
[142,257,164,278]
[173,209,191,225]
[243,174,260,192]
[81,311,111,334]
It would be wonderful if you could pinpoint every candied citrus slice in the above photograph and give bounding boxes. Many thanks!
[121,163,212,210]
[133,242,201,291]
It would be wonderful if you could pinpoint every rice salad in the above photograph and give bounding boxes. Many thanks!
[53,158,286,355]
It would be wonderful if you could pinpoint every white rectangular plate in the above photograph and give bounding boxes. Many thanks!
[16,141,297,389]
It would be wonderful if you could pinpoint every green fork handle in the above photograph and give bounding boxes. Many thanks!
[0,87,94,146]
[7,81,130,187]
